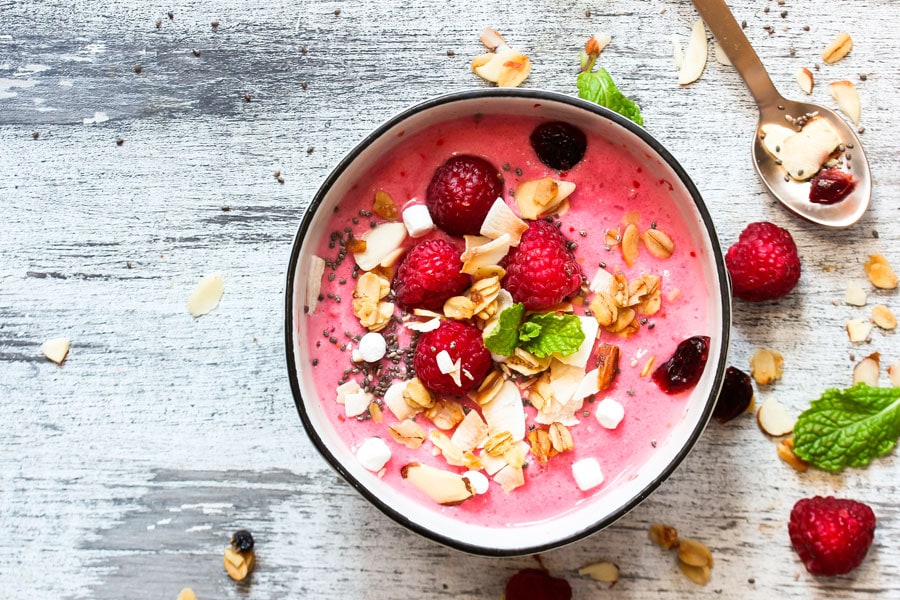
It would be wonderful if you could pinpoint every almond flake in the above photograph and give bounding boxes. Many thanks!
[776,437,809,472]
[400,462,475,505]
[872,305,897,330]
[425,399,466,430]
[795,67,814,95]
[829,80,861,124]
[713,41,732,66]
[472,29,531,88]
[621,223,640,266]
[514,178,576,219]
[756,396,794,436]
[649,524,679,550]
[864,254,899,289]
[853,352,881,386]
[578,562,619,586]
[822,32,852,64]
[403,377,434,409]
[845,281,868,306]
[749,348,784,385]
[846,318,873,343]
[678,539,714,568]
[388,419,427,449]
[352,222,407,271]
[679,20,708,85]
[779,117,842,181]
[460,234,511,276]
[678,562,711,586]
[187,273,224,317]
[443,296,476,320]
[41,337,70,365]
[493,464,525,492]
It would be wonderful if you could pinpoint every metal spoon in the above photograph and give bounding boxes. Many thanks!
[692,0,871,228]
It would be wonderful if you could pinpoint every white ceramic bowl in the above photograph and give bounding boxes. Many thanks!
[285,88,731,556]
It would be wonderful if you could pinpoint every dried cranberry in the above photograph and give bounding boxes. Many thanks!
[505,568,572,600]
[231,529,255,552]
[529,121,587,170]
[809,168,856,205]
[712,366,753,423]
[652,335,711,394]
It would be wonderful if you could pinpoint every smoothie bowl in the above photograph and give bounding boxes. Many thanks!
[285,89,731,555]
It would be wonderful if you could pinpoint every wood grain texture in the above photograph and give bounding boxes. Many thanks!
[2,0,900,597]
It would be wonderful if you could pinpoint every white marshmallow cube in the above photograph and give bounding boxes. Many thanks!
[595,398,625,429]
[402,204,435,238]
[572,457,604,491]
[356,437,392,472]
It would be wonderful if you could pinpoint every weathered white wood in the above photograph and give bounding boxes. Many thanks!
[2,0,900,597]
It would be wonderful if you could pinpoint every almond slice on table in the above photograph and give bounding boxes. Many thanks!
[749,348,784,385]
[852,352,880,386]
[846,319,873,343]
[713,42,732,66]
[756,397,794,436]
[776,438,809,472]
[795,67,814,95]
[400,462,475,505]
[829,80,861,124]
[822,32,853,64]
[845,281,868,306]
[187,273,224,317]
[872,305,897,330]
[864,254,899,289]
[472,28,531,88]
[578,562,619,586]
[678,19,708,85]
[41,337,70,364]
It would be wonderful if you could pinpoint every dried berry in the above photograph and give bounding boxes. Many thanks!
[712,366,753,423]
[809,168,856,204]
[530,121,587,170]
[652,335,711,394]
[505,568,572,600]
[231,529,254,552]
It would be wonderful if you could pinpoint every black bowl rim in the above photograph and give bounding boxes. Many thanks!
[284,87,732,557]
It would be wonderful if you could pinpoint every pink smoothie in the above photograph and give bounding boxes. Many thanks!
[302,112,712,528]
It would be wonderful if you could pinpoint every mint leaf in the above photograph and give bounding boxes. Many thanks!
[518,321,542,343]
[577,68,644,126]
[520,313,585,359]
[483,303,525,356]
[793,383,900,471]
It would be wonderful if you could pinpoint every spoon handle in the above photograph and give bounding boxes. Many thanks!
[691,0,784,109]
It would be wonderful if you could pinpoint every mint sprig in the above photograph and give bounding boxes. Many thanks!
[792,383,900,471]
[576,69,644,126]
[483,303,585,359]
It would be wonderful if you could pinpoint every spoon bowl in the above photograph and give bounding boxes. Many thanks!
[694,0,872,228]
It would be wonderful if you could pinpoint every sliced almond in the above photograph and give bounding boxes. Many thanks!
[403,377,434,409]
[400,462,475,505]
[515,178,576,219]
[713,41,732,66]
[853,352,881,386]
[460,234,511,276]
[846,318,873,343]
[864,254,899,289]
[780,117,842,180]
[777,437,809,472]
[795,67,814,95]
[443,296,476,320]
[473,48,531,88]
[678,20,708,85]
[642,228,674,259]
[845,281,868,306]
[888,360,900,387]
[480,198,528,246]
[678,562,711,586]
[388,419,427,449]
[306,255,326,313]
[578,561,619,586]
[678,539,714,568]
[649,523,679,550]
[224,546,254,581]
[596,343,620,391]
[822,32,852,64]
[620,223,640,267]
[425,398,466,430]
[352,222,407,271]
[749,348,784,385]
[829,80,861,124]
[187,273,224,317]
[756,397,794,436]
[41,337,70,365]
[872,305,897,330]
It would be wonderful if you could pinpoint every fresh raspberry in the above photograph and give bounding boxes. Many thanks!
[393,238,470,311]
[724,221,801,302]
[788,496,876,577]
[413,321,491,395]
[425,155,503,236]
[502,220,585,311]
[504,568,572,600]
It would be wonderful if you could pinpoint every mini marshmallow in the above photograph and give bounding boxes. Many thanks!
[357,437,392,472]
[595,397,625,429]
[402,204,435,238]
[572,457,605,491]
[357,332,387,362]
[463,470,490,495]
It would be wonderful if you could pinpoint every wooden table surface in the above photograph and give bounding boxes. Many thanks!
[3,0,900,597]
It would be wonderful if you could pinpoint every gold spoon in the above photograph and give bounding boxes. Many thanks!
[692,0,871,228]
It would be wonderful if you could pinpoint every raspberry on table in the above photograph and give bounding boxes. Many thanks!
[425,155,503,236]
[725,221,801,302]
[501,219,585,311]
[788,495,876,576]
[393,238,471,311]
[413,321,491,395]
